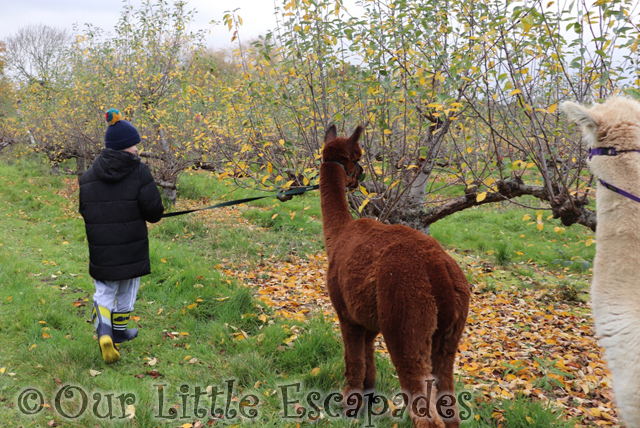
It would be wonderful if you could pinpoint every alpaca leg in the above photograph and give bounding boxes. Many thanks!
[430,351,459,428]
[363,330,378,391]
[384,333,444,428]
[338,321,367,405]
[431,320,467,428]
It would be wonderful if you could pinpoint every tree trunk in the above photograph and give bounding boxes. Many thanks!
[75,156,86,176]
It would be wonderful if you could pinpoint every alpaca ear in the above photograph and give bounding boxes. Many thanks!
[347,126,363,149]
[561,101,599,130]
[324,125,337,143]
[349,126,363,143]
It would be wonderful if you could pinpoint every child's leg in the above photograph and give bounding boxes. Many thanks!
[92,280,120,363]
[93,280,118,313]
[112,277,141,343]
[114,277,141,312]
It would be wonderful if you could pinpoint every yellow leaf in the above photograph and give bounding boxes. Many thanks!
[383,129,392,135]
[310,367,322,376]
[124,404,135,420]
[586,239,594,247]
[537,223,544,231]
[7,296,12,302]
[476,192,487,202]
[0,367,5,374]
[358,199,370,213]
[510,89,522,96]
[161,258,167,263]
[42,332,51,339]
[271,213,278,220]
[158,308,164,315]
[466,147,473,154]
[258,314,267,323]
[29,344,37,351]
[522,214,531,221]
[183,355,192,361]
[548,103,558,113]
[187,303,197,310]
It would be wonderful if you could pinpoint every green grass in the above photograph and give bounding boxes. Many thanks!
[431,204,595,272]
[0,153,594,427]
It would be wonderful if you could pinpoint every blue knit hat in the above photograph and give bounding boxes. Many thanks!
[104,109,141,150]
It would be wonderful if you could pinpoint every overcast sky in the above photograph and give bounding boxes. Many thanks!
[0,0,284,49]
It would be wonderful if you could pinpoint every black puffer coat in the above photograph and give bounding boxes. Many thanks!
[79,149,164,281]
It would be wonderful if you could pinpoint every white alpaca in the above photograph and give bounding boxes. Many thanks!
[562,97,640,428]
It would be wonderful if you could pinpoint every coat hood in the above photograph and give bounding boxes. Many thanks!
[93,148,141,183]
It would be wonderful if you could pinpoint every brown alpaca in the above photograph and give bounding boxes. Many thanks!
[320,125,470,428]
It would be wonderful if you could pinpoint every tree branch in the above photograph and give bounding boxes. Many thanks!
[412,179,597,231]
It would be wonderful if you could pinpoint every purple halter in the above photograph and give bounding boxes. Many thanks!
[589,147,640,203]
[588,147,640,160]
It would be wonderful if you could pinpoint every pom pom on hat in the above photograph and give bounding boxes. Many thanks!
[106,108,122,126]
[104,108,141,150]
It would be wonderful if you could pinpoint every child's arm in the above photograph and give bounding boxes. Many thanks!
[138,164,164,223]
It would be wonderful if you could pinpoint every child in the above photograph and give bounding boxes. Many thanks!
[79,109,164,363]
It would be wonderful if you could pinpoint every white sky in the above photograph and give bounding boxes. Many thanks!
[0,0,284,49]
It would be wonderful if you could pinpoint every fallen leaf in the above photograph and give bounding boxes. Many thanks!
[126,404,135,419]
[89,369,102,377]
[146,370,162,379]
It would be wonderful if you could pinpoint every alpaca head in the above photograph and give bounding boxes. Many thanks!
[322,125,364,189]
[561,97,640,177]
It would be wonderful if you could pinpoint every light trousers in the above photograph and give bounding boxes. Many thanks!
[93,277,141,313]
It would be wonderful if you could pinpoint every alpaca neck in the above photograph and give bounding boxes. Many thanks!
[592,173,640,297]
[320,163,354,248]
[596,185,640,241]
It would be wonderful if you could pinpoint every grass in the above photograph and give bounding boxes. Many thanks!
[431,204,595,272]
[0,152,597,427]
